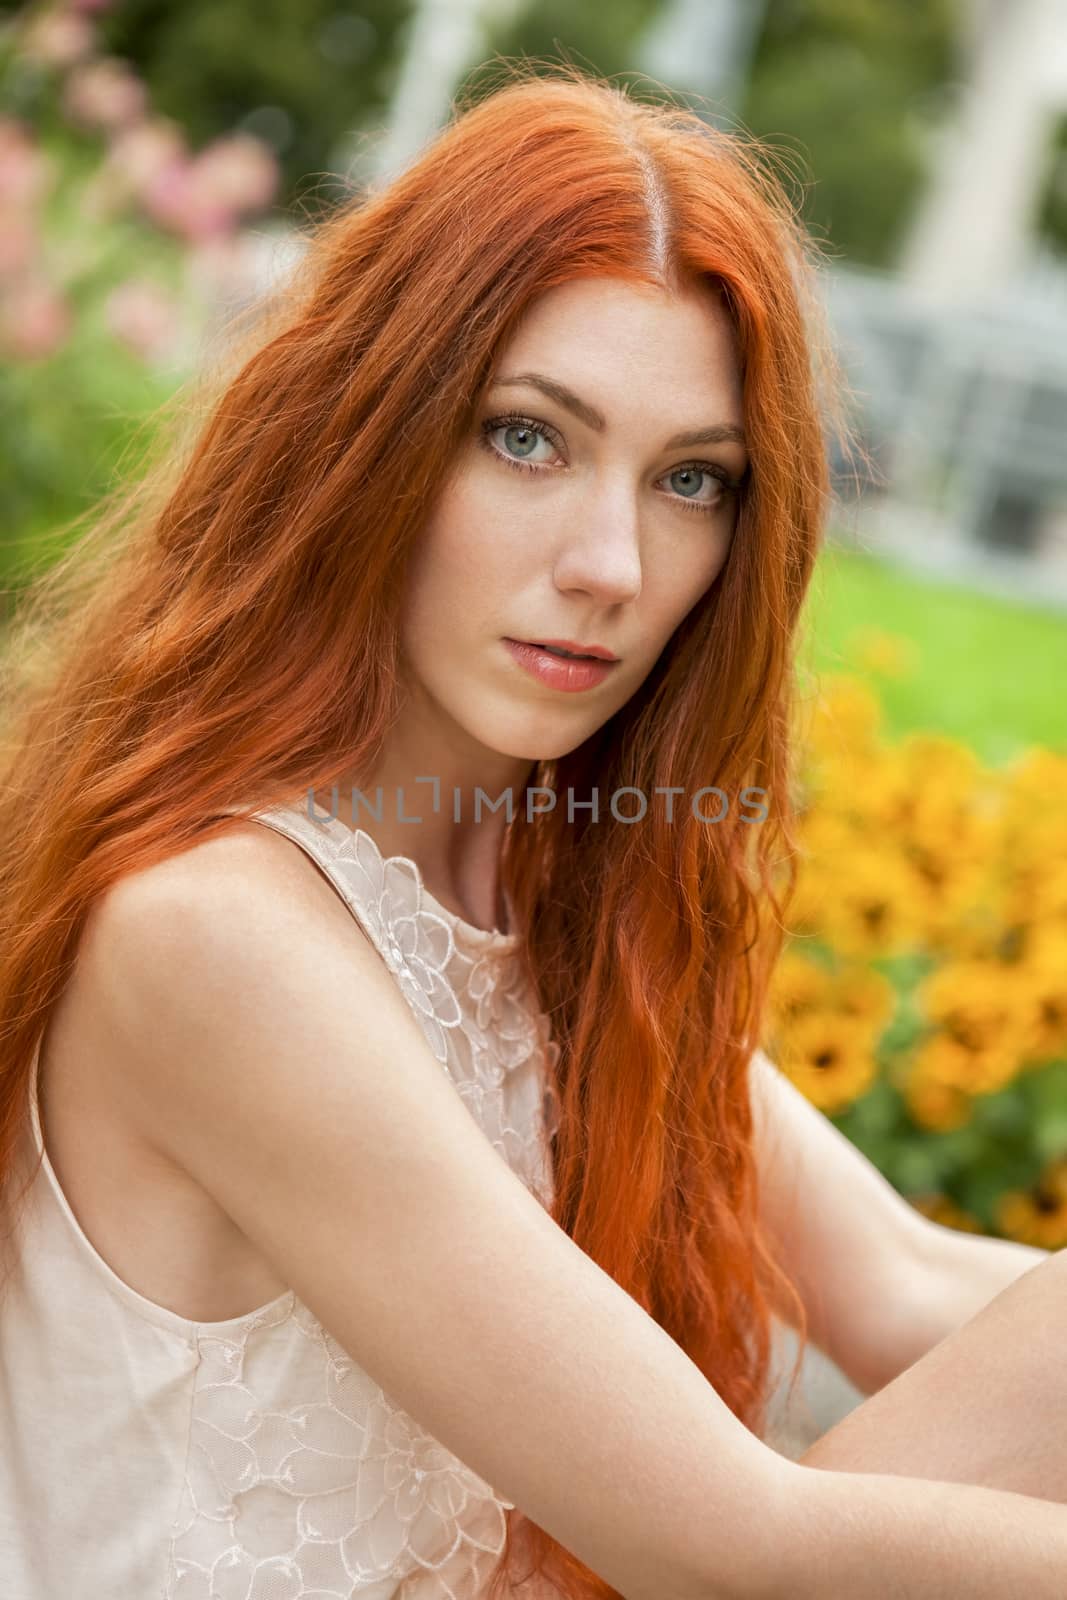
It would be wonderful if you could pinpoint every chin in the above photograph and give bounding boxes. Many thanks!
[448,704,588,765]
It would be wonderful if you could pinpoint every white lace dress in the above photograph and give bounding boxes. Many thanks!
[0,801,562,1599]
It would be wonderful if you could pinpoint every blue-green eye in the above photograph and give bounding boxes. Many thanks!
[659,464,735,512]
[478,412,745,515]
[480,415,560,470]
[671,467,713,499]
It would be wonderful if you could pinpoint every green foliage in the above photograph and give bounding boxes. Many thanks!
[804,544,1067,761]
[0,111,180,600]
[98,0,414,208]
[1035,110,1067,259]
[830,973,1067,1235]
[740,0,960,266]
[0,303,172,602]
[477,0,664,92]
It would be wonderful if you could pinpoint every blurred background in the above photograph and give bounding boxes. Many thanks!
[3,0,1066,1446]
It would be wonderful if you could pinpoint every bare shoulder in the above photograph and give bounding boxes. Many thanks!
[84,818,354,958]
[77,817,390,1142]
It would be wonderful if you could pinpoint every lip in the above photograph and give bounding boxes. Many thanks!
[502,638,620,693]
[528,638,619,662]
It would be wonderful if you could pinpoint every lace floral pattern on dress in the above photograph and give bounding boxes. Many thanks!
[163,802,561,1598]
[166,1300,515,1600]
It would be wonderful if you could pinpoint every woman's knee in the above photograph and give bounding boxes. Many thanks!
[797,1247,1067,1500]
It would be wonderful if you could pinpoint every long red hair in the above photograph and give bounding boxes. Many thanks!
[1,61,845,1597]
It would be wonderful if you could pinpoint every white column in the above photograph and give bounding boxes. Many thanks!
[372,0,530,184]
[897,0,1067,301]
[637,0,769,107]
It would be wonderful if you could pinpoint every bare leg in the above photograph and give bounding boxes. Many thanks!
[798,1245,1067,1501]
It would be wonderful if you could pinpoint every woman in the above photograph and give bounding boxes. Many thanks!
[1,61,1066,1600]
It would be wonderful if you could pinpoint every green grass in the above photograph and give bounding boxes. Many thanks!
[799,543,1067,765]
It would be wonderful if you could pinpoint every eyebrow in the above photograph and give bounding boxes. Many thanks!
[488,370,748,452]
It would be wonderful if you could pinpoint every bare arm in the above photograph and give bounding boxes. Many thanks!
[749,1045,1054,1391]
[749,1045,940,1395]
[84,829,1067,1600]
[909,1211,1051,1346]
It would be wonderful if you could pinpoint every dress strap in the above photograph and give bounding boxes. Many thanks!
[221,802,467,1072]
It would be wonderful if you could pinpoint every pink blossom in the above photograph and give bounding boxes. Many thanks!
[138,132,279,242]
[0,119,54,208]
[107,118,187,201]
[69,0,115,12]
[0,280,71,360]
[104,277,181,362]
[186,134,280,217]
[22,11,95,67]
[143,146,271,243]
[62,57,147,132]
[100,118,188,224]
[140,157,229,242]
[185,233,262,301]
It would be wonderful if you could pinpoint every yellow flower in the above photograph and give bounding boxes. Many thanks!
[897,732,983,789]
[773,1012,878,1115]
[910,1029,1021,1097]
[785,819,866,939]
[889,742,999,880]
[795,809,860,860]
[901,1051,974,1130]
[1004,857,1067,931]
[936,900,1015,963]
[1012,926,1067,1063]
[1001,748,1067,811]
[855,747,922,832]
[814,844,926,959]
[828,962,897,1032]
[768,949,834,1023]
[999,752,1067,872]
[916,960,1042,1085]
[802,676,884,765]
[848,627,919,680]
[995,1161,1067,1250]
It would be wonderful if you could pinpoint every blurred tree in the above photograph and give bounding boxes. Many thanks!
[476,0,664,94]
[95,0,414,210]
[1035,110,1067,259]
[739,0,960,267]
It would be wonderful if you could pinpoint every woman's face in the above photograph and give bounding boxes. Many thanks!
[399,274,748,764]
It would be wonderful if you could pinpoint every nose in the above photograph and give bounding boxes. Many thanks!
[550,474,643,605]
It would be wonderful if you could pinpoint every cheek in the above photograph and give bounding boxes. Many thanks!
[416,475,534,599]
[402,509,467,618]
[400,489,497,650]
[648,533,727,633]
[693,510,735,594]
